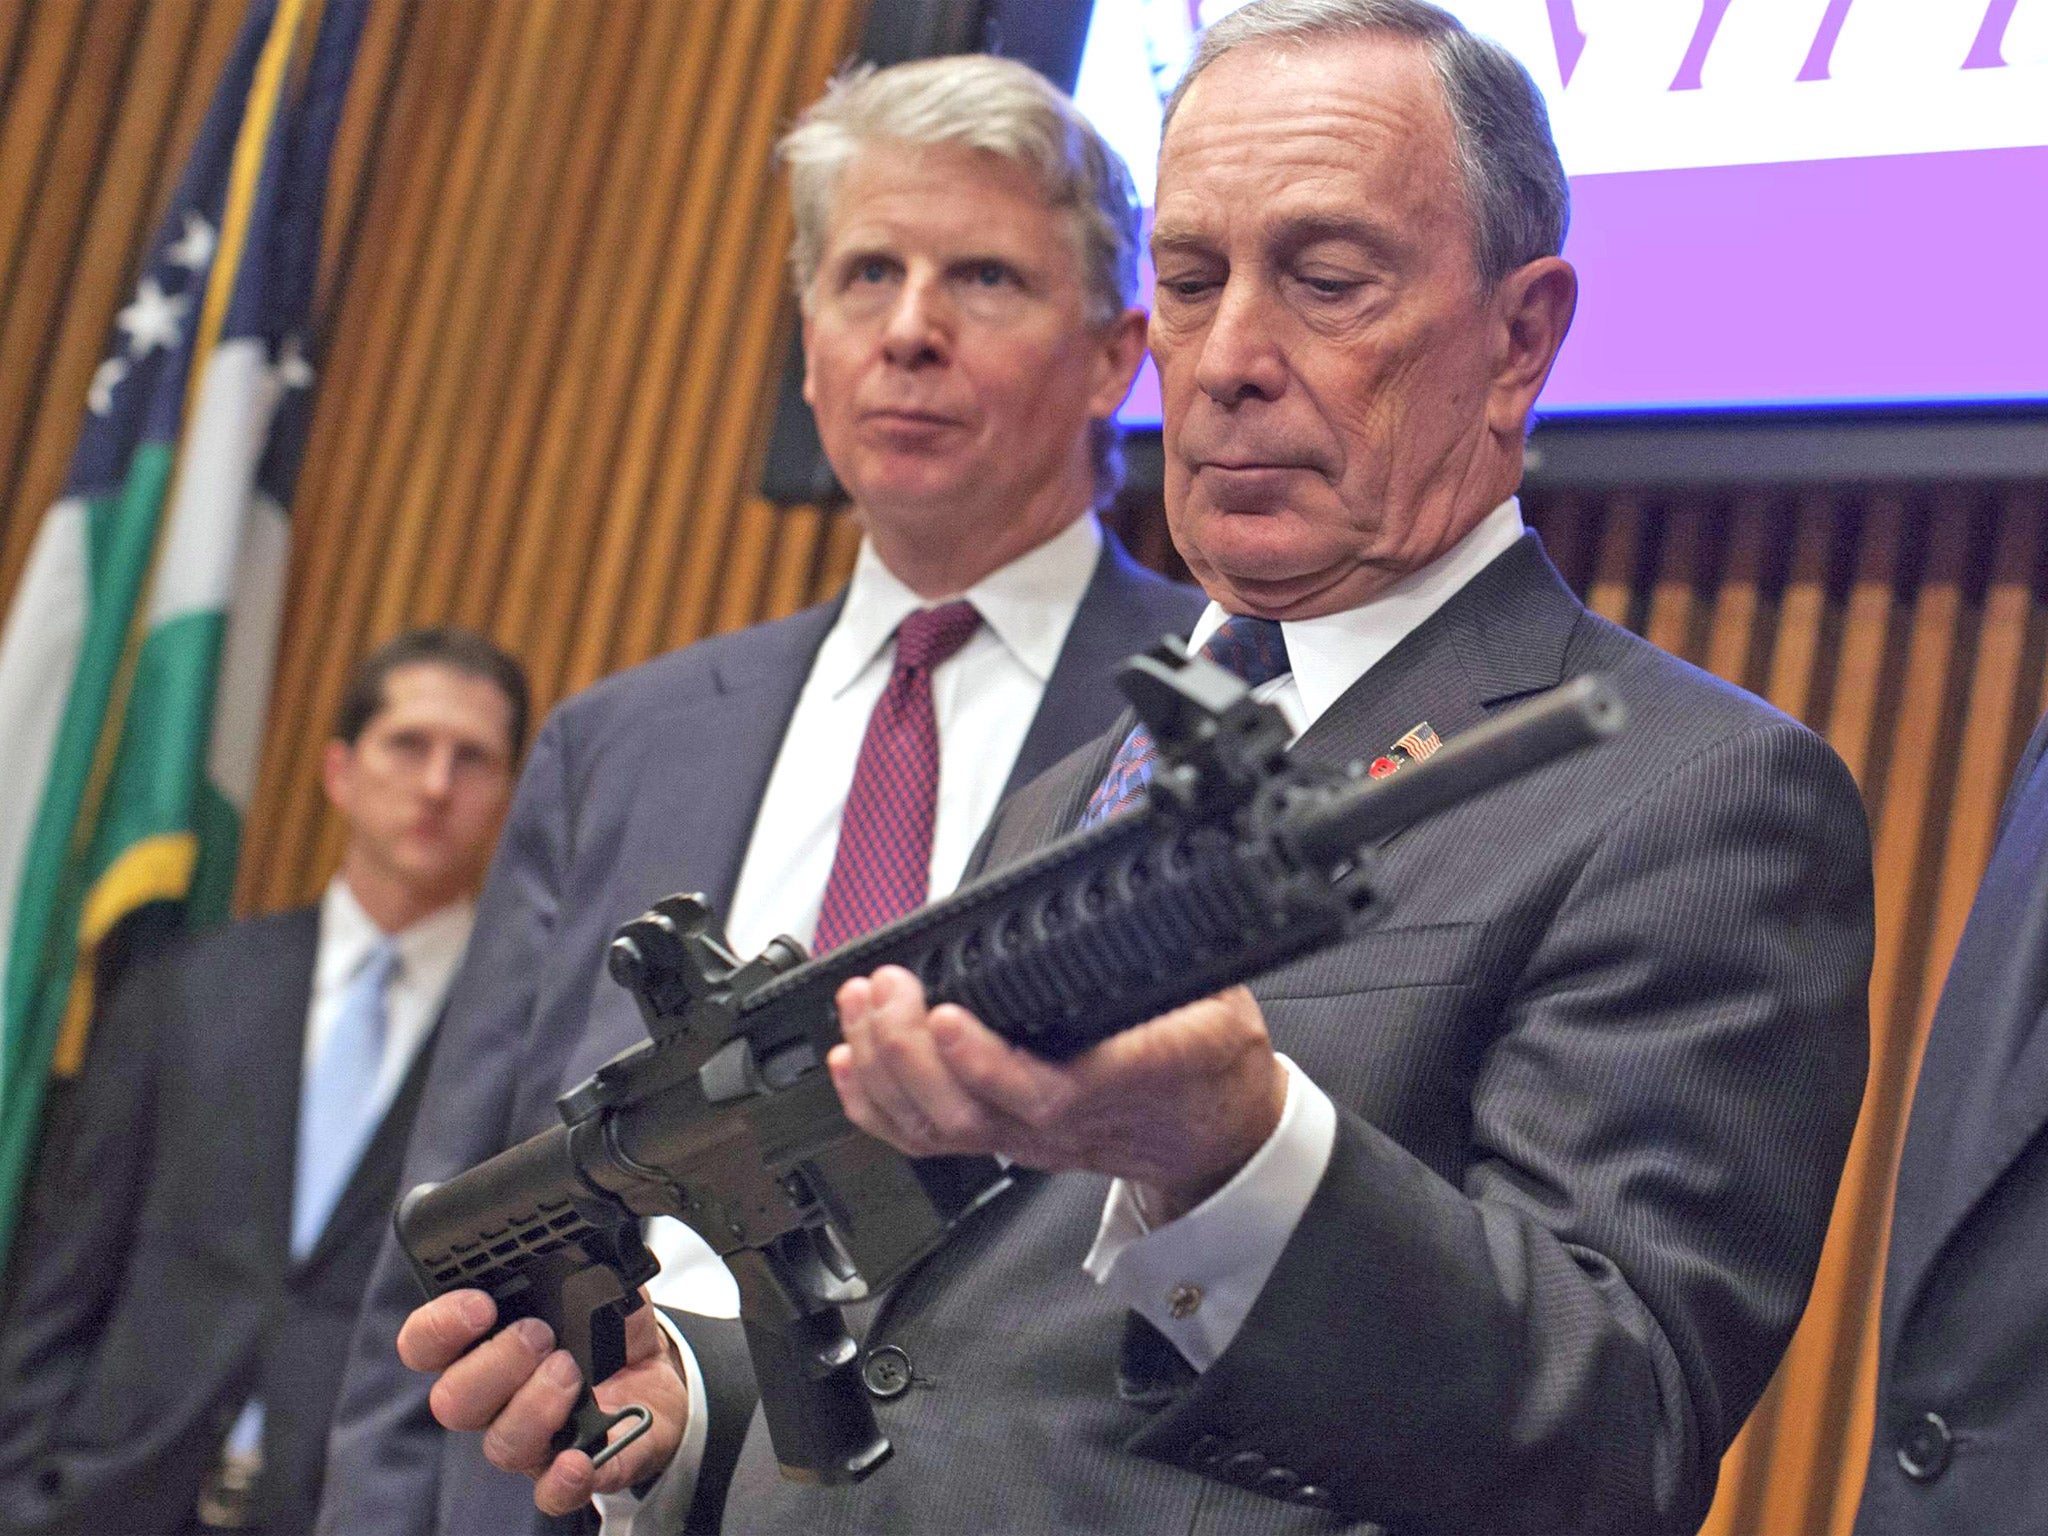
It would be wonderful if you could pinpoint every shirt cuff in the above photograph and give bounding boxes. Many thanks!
[1082,1055,1336,1371]
[593,1307,707,1536]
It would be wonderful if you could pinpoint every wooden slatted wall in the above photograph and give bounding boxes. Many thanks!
[1525,483,2048,1536]
[5,3,2048,1531]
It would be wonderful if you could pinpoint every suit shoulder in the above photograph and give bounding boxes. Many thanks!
[95,908,316,1036]
[1552,614,1868,880]
[1097,533,1206,626]
[1569,608,1829,758]
[540,600,836,749]
[157,906,317,971]
[2011,703,2048,780]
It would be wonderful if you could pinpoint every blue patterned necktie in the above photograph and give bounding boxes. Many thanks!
[292,936,400,1259]
[1080,615,1291,827]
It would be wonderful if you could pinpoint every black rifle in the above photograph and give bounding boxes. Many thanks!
[396,641,1623,1485]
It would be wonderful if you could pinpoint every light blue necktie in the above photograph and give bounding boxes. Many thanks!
[292,936,399,1259]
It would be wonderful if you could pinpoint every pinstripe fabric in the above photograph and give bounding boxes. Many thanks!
[721,532,1873,1536]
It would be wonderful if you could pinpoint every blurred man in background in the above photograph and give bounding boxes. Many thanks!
[318,53,1202,1536]
[0,628,526,1536]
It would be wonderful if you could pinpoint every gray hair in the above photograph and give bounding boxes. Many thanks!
[778,55,1143,505]
[1166,0,1570,291]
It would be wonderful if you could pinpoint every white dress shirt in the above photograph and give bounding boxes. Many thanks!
[606,513,1109,1533]
[1083,496,1526,1371]
[721,510,1105,960]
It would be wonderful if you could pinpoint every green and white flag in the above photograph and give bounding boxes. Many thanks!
[0,0,368,1260]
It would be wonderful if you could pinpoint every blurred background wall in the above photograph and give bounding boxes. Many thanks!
[3,2,2046,1531]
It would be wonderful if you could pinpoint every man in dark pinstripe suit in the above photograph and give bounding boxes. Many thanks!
[418,5,1875,1531]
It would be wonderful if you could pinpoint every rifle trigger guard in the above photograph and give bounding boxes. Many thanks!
[588,1403,654,1470]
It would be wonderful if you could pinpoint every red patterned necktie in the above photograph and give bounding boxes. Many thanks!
[1079,614,1290,828]
[811,600,984,953]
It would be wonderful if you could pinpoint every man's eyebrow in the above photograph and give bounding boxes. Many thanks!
[1151,213,1408,258]
[1273,213,1405,256]
[828,241,895,264]
[945,249,1031,271]
[1149,227,1217,258]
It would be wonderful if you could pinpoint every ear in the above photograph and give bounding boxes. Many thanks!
[322,737,355,818]
[1088,306,1152,420]
[800,306,819,408]
[1486,257,1577,438]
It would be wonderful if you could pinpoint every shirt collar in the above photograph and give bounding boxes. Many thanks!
[1187,497,1525,731]
[818,512,1103,699]
[319,876,477,996]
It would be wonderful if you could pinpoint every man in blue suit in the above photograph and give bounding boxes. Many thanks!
[1853,710,2048,1534]
[317,54,1203,1536]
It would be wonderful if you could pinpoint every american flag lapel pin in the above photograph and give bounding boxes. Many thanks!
[1368,721,1441,779]
[1395,723,1442,760]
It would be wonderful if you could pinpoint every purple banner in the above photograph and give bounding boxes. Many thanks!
[1116,146,2048,425]
[1546,145,2048,413]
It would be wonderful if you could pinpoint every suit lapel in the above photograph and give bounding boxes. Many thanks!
[1291,624,1489,781]
[249,910,320,1270]
[1294,534,1579,787]
[608,598,843,928]
[1052,724,1130,840]
[1887,742,2048,1331]
[558,600,843,1089]
[694,599,845,914]
[1003,533,1197,799]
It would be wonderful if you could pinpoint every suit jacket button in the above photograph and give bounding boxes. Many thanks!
[861,1344,914,1399]
[1255,1466,1300,1497]
[1223,1450,1267,1483]
[1896,1411,1953,1482]
[1293,1484,1333,1509]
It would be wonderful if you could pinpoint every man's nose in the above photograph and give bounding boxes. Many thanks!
[1192,279,1286,406]
[880,271,950,366]
[418,746,457,799]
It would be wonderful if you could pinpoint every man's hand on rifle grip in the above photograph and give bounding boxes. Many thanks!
[829,964,1289,1222]
[396,1286,689,1516]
